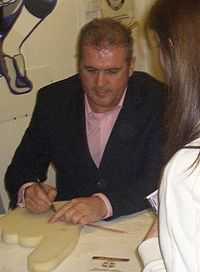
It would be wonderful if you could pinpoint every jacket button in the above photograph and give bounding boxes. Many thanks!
[96,178,106,189]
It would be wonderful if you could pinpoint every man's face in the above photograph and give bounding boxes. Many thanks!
[79,45,133,113]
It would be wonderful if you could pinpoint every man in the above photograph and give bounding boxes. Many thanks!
[5,18,166,225]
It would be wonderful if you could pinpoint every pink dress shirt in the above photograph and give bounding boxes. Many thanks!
[85,90,126,218]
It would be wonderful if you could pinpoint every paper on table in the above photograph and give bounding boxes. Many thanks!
[89,256,133,272]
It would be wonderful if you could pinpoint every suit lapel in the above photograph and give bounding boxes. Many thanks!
[99,75,143,169]
[75,89,98,170]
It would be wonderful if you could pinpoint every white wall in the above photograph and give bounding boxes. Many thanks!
[0,113,30,209]
[0,0,161,212]
[0,0,82,211]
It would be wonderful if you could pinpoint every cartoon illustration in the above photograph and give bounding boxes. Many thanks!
[106,0,125,11]
[0,0,57,94]
[101,0,137,30]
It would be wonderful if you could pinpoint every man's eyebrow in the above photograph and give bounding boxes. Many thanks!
[83,65,122,70]
[105,67,122,71]
[84,65,97,69]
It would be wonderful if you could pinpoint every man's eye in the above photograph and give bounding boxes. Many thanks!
[86,68,97,73]
[106,69,120,74]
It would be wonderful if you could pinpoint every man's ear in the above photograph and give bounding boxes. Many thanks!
[129,57,136,77]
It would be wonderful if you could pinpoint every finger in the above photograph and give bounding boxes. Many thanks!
[63,203,94,224]
[25,197,45,213]
[25,185,51,212]
[64,199,94,224]
[46,187,57,202]
[25,197,36,212]
[25,195,50,213]
[79,216,90,226]
[48,202,74,223]
[25,184,50,205]
[64,207,84,224]
[36,184,52,205]
[41,184,57,202]
[36,183,51,204]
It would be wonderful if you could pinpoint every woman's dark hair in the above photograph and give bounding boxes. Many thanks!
[149,0,200,162]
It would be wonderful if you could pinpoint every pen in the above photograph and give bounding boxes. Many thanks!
[92,256,130,262]
[87,223,128,234]
[37,182,56,212]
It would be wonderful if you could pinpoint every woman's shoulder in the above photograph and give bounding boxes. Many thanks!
[161,138,200,192]
[166,138,200,172]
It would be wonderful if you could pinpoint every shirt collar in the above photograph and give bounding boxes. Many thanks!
[85,88,127,115]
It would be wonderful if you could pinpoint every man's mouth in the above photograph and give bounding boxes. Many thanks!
[95,89,109,97]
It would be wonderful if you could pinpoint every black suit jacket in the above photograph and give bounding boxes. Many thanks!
[5,71,167,218]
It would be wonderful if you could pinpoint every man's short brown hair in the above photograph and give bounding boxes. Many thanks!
[77,17,133,67]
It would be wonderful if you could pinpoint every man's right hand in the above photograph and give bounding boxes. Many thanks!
[24,183,57,213]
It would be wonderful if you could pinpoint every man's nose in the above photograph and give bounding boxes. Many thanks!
[96,71,106,87]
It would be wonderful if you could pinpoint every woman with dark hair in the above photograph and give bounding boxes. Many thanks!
[138,0,200,271]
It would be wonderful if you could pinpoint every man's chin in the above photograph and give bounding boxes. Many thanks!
[93,101,116,113]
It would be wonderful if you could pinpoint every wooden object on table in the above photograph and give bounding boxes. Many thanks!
[0,204,81,272]
[0,210,155,272]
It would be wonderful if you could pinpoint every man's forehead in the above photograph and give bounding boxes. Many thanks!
[82,44,125,51]
[81,46,128,66]
[82,45,127,57]
[80,45,132,70]
[91,47,118,58]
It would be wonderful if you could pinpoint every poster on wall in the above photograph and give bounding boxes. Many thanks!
[0,0,57,95]
[101,0,137,30]
[82,0,137,30]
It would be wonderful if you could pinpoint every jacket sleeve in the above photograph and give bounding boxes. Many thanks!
[5,89,51,208]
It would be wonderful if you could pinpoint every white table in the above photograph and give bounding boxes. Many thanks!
[0,210,154,272]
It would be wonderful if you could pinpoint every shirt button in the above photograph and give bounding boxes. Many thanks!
[96,178,106,189]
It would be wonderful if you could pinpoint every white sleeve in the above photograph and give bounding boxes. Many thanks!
[138,238,166,272]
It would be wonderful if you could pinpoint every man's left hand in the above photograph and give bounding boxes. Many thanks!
[48,196,107,225]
